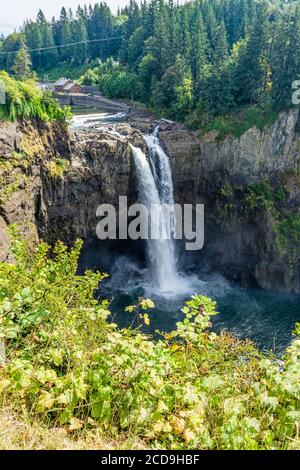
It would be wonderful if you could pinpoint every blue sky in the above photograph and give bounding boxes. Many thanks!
[0,0,130,36]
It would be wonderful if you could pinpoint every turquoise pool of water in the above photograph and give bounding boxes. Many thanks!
[79,241,300,355]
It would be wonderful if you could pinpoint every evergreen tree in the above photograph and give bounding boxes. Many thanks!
[167,0,178,65]
[1,33,23,72]
[203,2,218,57]
[119,3,134,64]
[58,7,72,62]
[12,38,32,80]
[192,12,210,98]
[173,54,193,117]
[212,21,229,68]
[72,16,88,63]
[179,7,191,63]
[233,1,270,105]
[0,0,297,121]
[128,26,146,69]
[271,5,300,109]
[139,53,160,100]
[24,21,43,68]
[37,9,46,25]
[42,24,57,67]
[146,0,170,78]
[88,3,114,60]
[35,10,58,68]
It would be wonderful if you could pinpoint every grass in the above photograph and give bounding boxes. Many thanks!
[0,408,146,450]
[38,63,92,83]
[189,106,280,141]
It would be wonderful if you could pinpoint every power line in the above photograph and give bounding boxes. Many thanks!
[0,36,123,56]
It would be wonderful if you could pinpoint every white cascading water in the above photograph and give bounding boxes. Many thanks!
[144,126,176,232]
[70,112,127,131]
[131,126,186,294]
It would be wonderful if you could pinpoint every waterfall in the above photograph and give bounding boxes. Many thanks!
[143,126,176,236]
[131,127,181,294]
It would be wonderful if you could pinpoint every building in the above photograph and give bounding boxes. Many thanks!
[54,78,82,94]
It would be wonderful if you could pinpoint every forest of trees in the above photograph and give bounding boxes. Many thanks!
[0,0,300,122]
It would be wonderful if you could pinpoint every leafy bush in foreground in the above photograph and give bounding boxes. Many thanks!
[0,236,299,450]
[0,72,70,122]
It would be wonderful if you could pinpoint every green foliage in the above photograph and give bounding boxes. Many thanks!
[1,0,296,127]
[80,60,143,101]
[220,184,234,199]
[99,68,143,101]
[271,3,300,110]
[275,214,300,258]
[218,179,300,262]
[0,236,299,449]
[242,180,276,215]
[0,179,22,206]
[12,39,32,80]
[45,157,70,177]
[39,63,91,83]
[218,180,287,216]
[80,68,100,86]
[197,106,279,140]
[0,72,70,122]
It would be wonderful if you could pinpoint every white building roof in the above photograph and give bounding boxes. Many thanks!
[55,77,70,87]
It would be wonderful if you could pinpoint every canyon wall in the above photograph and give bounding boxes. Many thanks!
[158,109,300,293]
[0,120,141,259]
[0,120,70,260]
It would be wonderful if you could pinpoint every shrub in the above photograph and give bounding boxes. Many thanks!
[79,61,144,101]
[99,69,143,101]
[275,214,300,258]
[241,180,275,214]
[0,235,299,450]
[0,72,71,122]
[80,68,100,86]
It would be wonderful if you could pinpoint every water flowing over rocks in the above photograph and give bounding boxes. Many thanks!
[0,110,299,293]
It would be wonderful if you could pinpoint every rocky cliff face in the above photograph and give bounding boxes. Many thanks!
[157,109,299,196]
[0,111,299,293]
[38,124,144,246]
[0,120,70,260]
[156,109,300,293]
[0,120,141,259]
